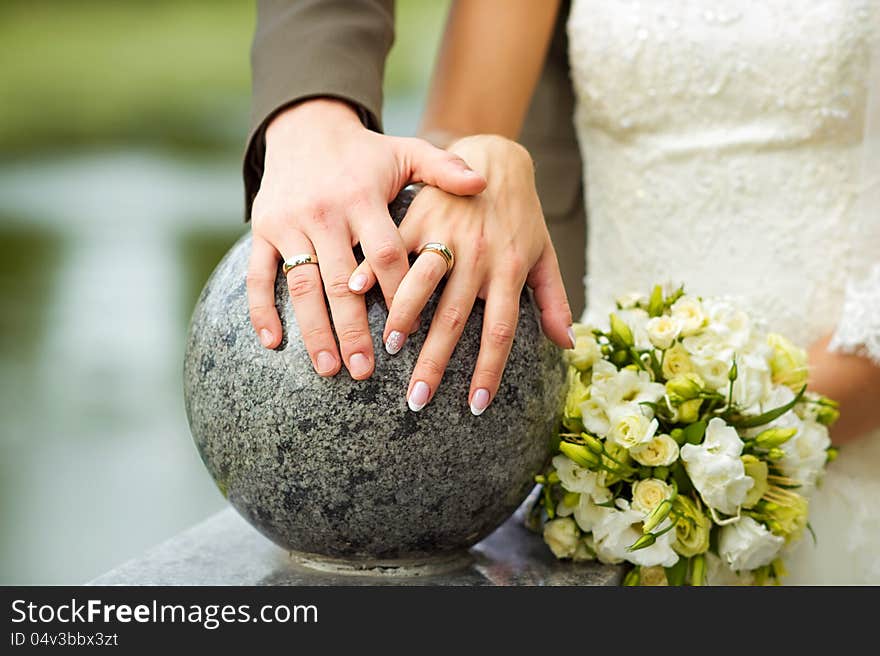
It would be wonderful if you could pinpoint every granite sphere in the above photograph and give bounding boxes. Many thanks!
[183,188,566,567]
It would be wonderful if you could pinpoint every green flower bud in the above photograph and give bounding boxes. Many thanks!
[559,442,599,468]
[754,426,797,448]
[628,533,657,552]
[610,313,635,348]
[816,404,840,427]
[666,373,704,402]
[547,471,560,484]
[534,474,546,484]
[562,491,580,508]
[690,554,706,586]
[766,447,786,461]
[638,465,653,479]
[682,420,707,445]
[643,500,672,533]
[622,568,640,586]
[826,447,839,463]
[728,359,738,382]
[582,434,605,455]
[678,398,703,424]
[653,465,670,481]
[648,284,665,317]
[670,428,686,445]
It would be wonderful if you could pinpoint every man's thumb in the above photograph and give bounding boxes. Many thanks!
[395,137,487,196]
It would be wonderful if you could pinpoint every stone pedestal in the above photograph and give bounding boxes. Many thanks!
[89,503,622,586]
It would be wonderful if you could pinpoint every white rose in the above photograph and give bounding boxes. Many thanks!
[680,418,754,515]
[631,478,673,514]
[691,356,730,391]
[608,410,659,449]
[569,325,602,370]
[661,342,695,379]
[646,315,681,349]
[630,434,680,467]
[671,296,706,336]
[591,501,679,567]
[718,516,785,571]
[552,454,612,502]
[543,517,580,559]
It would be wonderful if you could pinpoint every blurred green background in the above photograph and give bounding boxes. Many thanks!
[0,0,450,584]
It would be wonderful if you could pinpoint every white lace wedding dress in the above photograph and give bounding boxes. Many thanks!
[568,0,880,584]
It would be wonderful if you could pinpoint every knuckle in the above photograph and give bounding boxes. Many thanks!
[300,324,332,343]
[246,271,275,288]
[371,240,406,267]
[437,305,468,334]
[336,325,367,348]
[325,273,353,299]
[476,364,505,385]
[287,271,318,300]
[417,356,446,379]
[487,321,516,347]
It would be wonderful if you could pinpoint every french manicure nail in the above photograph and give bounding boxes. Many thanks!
[470,388,491,416]
[385,330,406,355]
[462,168,479,177]
[348,353,372,378]
[567,326,576,349]
[316,350,336,375]
[260,329,273,348]
[349,273,368,292]
[408,381,431,412]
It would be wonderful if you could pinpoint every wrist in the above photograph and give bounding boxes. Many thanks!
[266,97,363,142]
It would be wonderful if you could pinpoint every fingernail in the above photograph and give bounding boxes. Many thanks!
[408,381,431,412]
[470,388,491,416]
[260,329,274,348]
[348,353,372,378]
[315,350,336,375]
[349,273,368,292]
[567,326,576,349]
[461,168,479,177]
[385,330,406,355]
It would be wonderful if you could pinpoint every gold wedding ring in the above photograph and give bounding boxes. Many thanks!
[418,242,455,274]
[282,254,319,274]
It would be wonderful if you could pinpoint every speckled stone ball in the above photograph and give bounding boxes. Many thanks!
[183,188,566,566]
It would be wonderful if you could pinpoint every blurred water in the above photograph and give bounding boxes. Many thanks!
[0,151,244,584]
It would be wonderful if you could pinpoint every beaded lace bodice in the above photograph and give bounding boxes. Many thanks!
[568,0,879,362]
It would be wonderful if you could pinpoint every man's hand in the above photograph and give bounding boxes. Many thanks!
[247,98,486,379]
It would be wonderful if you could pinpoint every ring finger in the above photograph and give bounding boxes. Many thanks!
[383,243,451,355]
[278,230,341,377]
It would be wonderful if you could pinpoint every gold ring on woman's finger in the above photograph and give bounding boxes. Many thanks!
[417,242,454,275]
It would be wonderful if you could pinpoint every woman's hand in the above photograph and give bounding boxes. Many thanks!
[348,135,574,414]
[808,335,880,443]
[248,98,486,380]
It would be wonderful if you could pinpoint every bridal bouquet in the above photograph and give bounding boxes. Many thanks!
[534,285,839,585]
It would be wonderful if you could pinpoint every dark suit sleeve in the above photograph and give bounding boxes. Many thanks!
[243,0,395,218]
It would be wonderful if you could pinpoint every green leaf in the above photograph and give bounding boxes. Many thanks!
[728,385,807,429]
[665,557,689,586]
